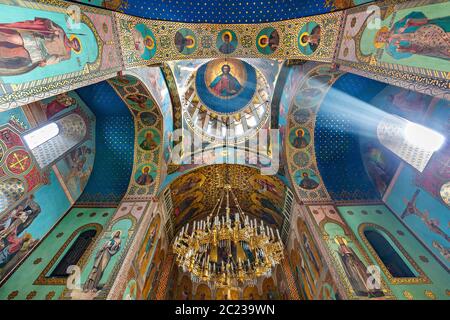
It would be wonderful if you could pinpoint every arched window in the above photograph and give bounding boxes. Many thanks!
[49,229,97,278]
[363,228,415,278]
[24,113,87,168]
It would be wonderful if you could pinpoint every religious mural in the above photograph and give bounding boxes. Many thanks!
[115,11,341,68]
[168,165,288,233]
[0,92,95,284]
[0,207,114,300]
[385,97,449,267]
[108,74,163,200]
[336,0,450,98]
[0,0,122,110]
[285,63,343,202]
[136,215,160,284]
[338,205,449,300]
[256,27,280,55]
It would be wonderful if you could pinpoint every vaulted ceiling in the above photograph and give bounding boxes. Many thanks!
[123,0,348,23]
[168,164,289,232]
[75,81,135,206]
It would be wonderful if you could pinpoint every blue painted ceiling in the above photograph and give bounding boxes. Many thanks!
[315,73,388,202]
[75,81,135,206]
[124,0,341,23]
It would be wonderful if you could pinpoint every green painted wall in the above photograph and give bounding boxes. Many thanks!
[0,207,115,300]
[338,204,449,300]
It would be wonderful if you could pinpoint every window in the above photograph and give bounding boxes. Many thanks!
[23,122,59,149]
[364,229,415,278]
[49,229,97,278]
[24,113,87,168]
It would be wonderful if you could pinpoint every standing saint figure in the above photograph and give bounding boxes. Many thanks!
[209,64,242,97]
[374,12,450,60]
[334,236,383,297]
[0,17,81,76]
[83,230,122,292]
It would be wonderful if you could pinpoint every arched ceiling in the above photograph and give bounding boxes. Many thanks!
[167,164,289,232]
[75,81,135,205]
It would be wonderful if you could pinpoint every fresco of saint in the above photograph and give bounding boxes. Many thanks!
[375,12,450,60]
[139,131,158,151]
[292,128,309,149]
[218,32,235,54]
[209,64,242,97]
[136,166,154,186]
[83,230,122,292]
[299,172,319,190]
[334,236,384,297]
[0,17,81,76]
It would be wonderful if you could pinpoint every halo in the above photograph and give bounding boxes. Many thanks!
[299,32,310,47]
[374,26,389,49]
[142,165,151,173]
[221,30,233,42]
[185,35,196,49]
[258,35,269,48]
[69,35,82,54]
[295,128,305,136]
[145,35,155,50]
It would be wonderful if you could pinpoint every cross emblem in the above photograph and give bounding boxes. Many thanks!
[9,152,30,171]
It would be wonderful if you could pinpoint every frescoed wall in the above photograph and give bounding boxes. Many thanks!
[338,205,449,300]
[0,91,96,285]
[307,204,394,299]
[0,0,122,110]
[384,98,449,268]
[336,0,450,99]
[166,164,287,233]
[0,207,114,300]
[124,67,173,188]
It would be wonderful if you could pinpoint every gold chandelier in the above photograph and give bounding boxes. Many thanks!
[172,183,284,288]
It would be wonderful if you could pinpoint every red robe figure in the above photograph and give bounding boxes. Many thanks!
[209,64,242,97]
[0,17,81,76]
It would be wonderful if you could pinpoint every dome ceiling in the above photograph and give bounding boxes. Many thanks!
[183,58,271,142]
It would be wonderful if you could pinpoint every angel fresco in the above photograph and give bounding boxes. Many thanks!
[375,12,450,60]
[0,17,81,76]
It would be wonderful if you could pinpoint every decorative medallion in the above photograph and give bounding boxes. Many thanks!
[216,29,238,54]
[132,24,157,60]
[298,22,321,55]
[256,27,279,55]
[175,28,198,55]
[6,150,31,175]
